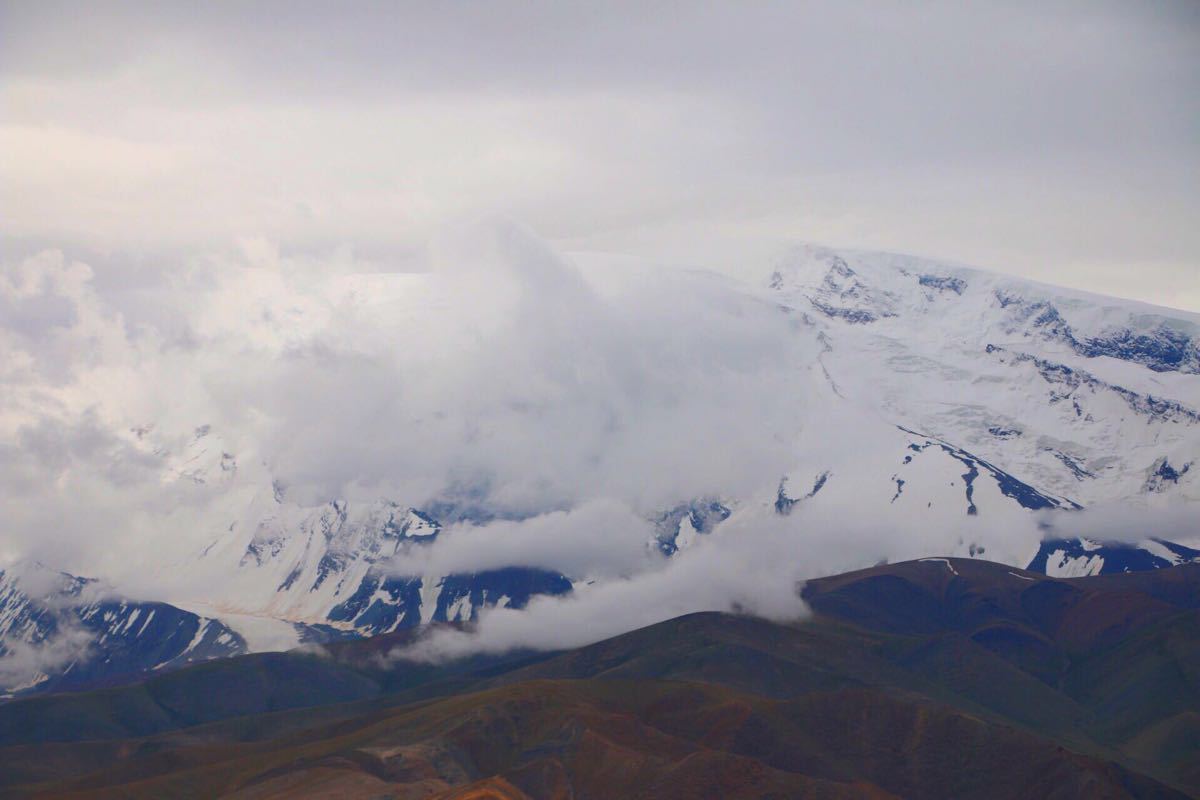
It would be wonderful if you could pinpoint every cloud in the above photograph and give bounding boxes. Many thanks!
[384,500,661,581]
[0,221,814,585]
[0,566,105,691]
[2,3,1198,310]
[396,509,813,662]
[0,622,94,692]
[394,480,1056,662]
[222,221,814,515]
[1036,502,1200,547]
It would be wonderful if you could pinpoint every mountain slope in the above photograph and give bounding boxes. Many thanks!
[767,245,1199,509]
[1029,537,1200,577]
[0,563,246,696]
[1,560,1196,798]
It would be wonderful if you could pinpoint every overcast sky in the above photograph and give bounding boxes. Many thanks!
[2,1,1198,308]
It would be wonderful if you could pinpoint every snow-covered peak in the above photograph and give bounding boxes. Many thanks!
[769,244,1200,374]
[767,245,1200,511]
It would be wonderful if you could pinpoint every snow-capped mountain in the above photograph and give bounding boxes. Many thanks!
[1027,537,1200,577]
[766,245,1198,510]
[0,561,246,695]
[194,496,573,637]
[3,241,1198,694]
[181,244,1198,617]
[0,557,371,695]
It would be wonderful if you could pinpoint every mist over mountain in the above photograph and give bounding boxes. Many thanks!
[2,222,1197,692]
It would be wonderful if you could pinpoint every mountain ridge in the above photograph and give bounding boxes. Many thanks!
[1,558,1195,798]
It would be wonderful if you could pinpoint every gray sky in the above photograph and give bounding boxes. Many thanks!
[2,1,1198,309]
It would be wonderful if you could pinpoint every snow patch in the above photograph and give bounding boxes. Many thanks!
[1045,551,1105,578]
[918,557,959,576]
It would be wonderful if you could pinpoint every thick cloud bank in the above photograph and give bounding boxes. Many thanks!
[399,511,812,662]
[397,499,1200,662]
[0,222,812,583]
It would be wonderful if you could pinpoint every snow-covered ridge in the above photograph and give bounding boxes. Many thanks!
[1028,537,1200,577]
[772,244,1200,376]
[0,561,246,695]
[767,244,1199,507]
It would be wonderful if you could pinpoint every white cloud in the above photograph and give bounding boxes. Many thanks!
[394,490,1050,662]
[0,222,814,581]
[1036,502,1200,548]
[385,500,661,582]
[0,622,95,692]
[2,3,1197,310]
[396,509,813,662]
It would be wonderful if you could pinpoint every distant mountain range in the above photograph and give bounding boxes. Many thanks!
[2,243,1197,695]
[1,558,1196,798]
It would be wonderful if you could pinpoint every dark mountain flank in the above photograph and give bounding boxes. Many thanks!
[1,559,1197,799]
